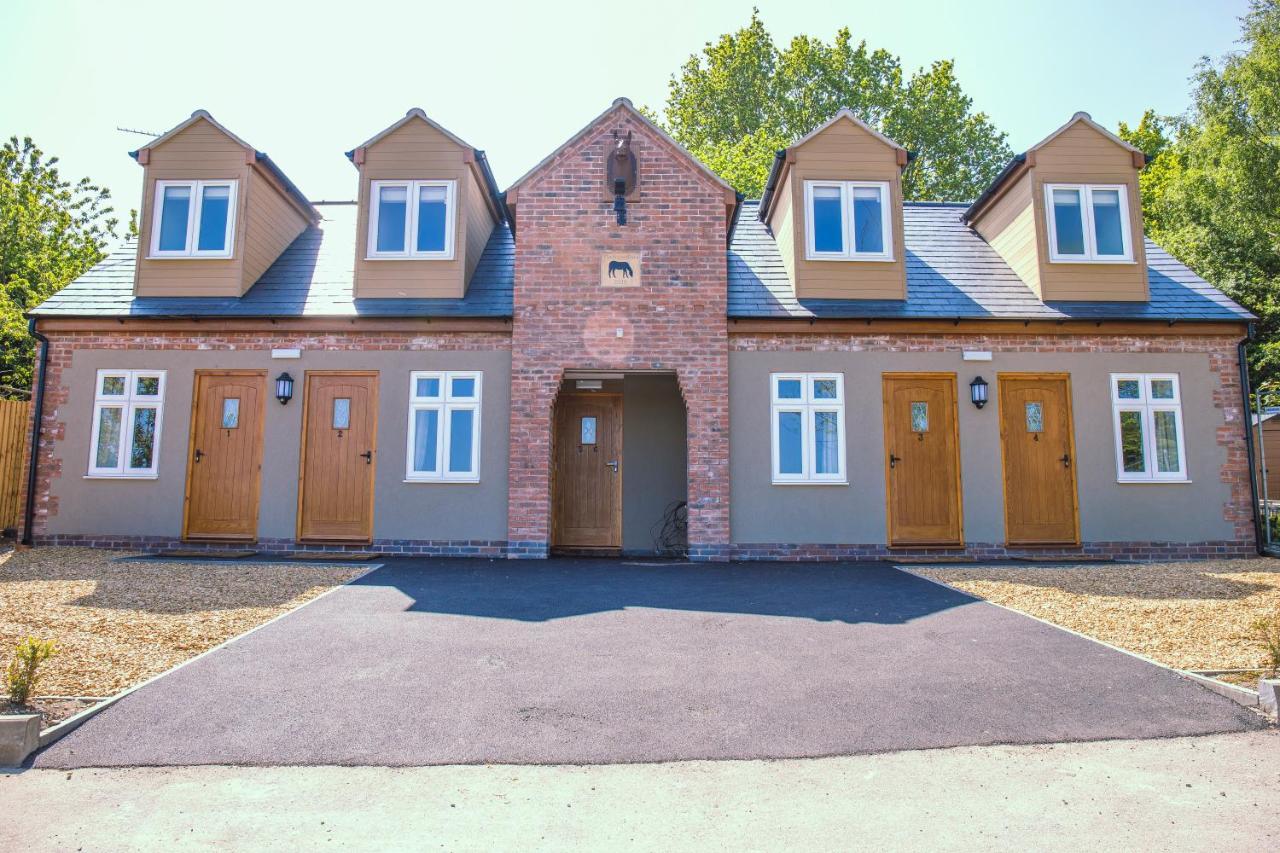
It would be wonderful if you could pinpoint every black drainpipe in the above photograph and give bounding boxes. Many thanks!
[21,317,49,546]
[1238,326,1265,554]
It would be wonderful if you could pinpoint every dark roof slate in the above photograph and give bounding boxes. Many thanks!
[728,201,1252,323]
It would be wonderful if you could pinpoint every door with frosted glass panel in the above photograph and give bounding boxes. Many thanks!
[997,374,1080,545]
[297,372,378,542]
[184,371,266,540]
[882,374,964,546]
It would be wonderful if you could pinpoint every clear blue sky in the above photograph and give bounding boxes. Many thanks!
[2,0,1250,219]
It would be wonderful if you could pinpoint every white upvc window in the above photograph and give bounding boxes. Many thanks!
[405,371,481,482]
[367,180,456,260]
[88,370,166,478]
[1110,373,1187,482]
[148,180,237,258]
[770,373,846,484]
[803,180,893,262]
[1045,183,1134,263]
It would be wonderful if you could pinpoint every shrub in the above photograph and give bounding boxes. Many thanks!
[5,637,58,705]
[1254,616,1280,678]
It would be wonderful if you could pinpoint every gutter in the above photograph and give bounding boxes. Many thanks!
[1239,324,1265,554]
[757,149,788,223]
[961,152,1026,224]
[20,317,49,546]
[727,192,745,247]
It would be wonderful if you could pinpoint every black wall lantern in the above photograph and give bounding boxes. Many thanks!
[275,372,295,405]
[969,375,989,409]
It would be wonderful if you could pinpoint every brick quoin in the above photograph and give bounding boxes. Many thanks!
[506,102,733,559]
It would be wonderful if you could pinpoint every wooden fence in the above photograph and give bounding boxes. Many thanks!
[0,398,30,531]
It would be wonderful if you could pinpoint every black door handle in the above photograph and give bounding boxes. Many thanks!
[1060,453,1071,468]
[889,453,900,469]
[360,450,373,464]
[194,449,204,463]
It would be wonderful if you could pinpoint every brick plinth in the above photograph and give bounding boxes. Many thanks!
[506,103,732,559]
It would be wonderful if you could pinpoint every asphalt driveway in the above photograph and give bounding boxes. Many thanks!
[34,559,1264,768]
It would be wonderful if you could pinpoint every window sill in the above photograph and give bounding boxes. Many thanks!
[83,474,159,480]
[1116,478,1192,484]
[147,253,234,260]
[403,478,480,485]
[365,254,455,262]
[803,254,895,263]
[771,479,848,486]
[1047,257,1136,265]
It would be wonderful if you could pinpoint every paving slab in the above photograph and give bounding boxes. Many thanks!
[33,559,1265,768]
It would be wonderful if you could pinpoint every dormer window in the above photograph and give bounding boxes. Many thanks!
[803,180,892,261]
[1045,184,1133,263]
[367,179,456,260]
[149,180,237,258]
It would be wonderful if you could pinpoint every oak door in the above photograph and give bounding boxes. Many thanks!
[882,373,964,546]
[183,370,266,540]
[998,374,1080,545]
[297,372,378,542]
[553,393,622,550]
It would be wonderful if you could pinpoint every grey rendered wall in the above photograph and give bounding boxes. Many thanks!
[621,375,687,553]
[729,349,1234,545]
[46,347,510,542]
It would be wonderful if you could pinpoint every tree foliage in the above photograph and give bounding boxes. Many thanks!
[1118,1,1280,384]
[0,137,124,397]
[650,9,1013,200]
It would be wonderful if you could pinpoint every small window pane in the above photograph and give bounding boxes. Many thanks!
[1091,189,1124,256]
[101,376,126,396]
[448,409,474,473]
[852,187,884,254]
[911,402,929,433]
[333,398,351,430]
[778,411,803,474]
[814,411,839,474]
[416,185,447,253]
[1052,188,1085,256]
[812,186,844,253]
[158,185,191,251]
[1150,378,1175,400]
[1025,402,1044,433]
[412,409,439,473]
[221,398,240,429]
[581,416,597,445]
[129,407,157,469]
[450,376,476,398]
[415,376,441,398]
[777,379,803,400]
[1116,379,1141,400]
[1119,410,1146,473]
[135,376,160,396]
[1154,410,1181,473]
[812,379,838,400]
[95,407,122,468]
[376,186,408,253]
[197,185,230,251]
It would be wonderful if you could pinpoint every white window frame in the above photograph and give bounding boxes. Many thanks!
[87,369,166,478]
[148,180,237,258]
[1044,183,1134,263]
[803,180,894,262]
[1110,373,1188,482]
[405,371,481,483]
[367,179,457,260]
[770,373,847,485]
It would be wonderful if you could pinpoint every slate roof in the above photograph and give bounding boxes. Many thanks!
[34,199,1249,324]
[728,201,1252,323]
[33,203,514,319]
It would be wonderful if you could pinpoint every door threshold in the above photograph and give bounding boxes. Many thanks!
[551,547,623,558]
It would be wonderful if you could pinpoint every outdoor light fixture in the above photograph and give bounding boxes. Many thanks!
[275,372,295,405]
[970,375,989,409]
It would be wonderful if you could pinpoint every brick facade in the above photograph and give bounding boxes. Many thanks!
[506,103,732,559]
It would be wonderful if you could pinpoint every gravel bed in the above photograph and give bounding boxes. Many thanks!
[915,559,1280,672]
[0,547,364,696]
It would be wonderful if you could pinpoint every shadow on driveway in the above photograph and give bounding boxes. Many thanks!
[33,559,1265,768]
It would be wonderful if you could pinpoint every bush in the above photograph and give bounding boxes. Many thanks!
[5,637,57,705]
[1254,616,1280,679]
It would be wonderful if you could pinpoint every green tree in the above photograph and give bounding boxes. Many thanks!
[1119,1,1280,383]
[650,9,1013,200]
[0,137,123,397]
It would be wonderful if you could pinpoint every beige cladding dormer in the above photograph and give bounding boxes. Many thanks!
[965,112,1149,302]
[132,111,317,298]
[348,109,503,299]
[759,110,909,300]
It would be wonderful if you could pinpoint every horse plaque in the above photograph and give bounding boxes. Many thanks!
[600,252,641,287]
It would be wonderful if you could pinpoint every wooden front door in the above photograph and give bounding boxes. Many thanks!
[297,372,378,542]
[183,370,266,540]
[553,393,622,551]
[998,374,1080,545]
[882,373,964,546]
